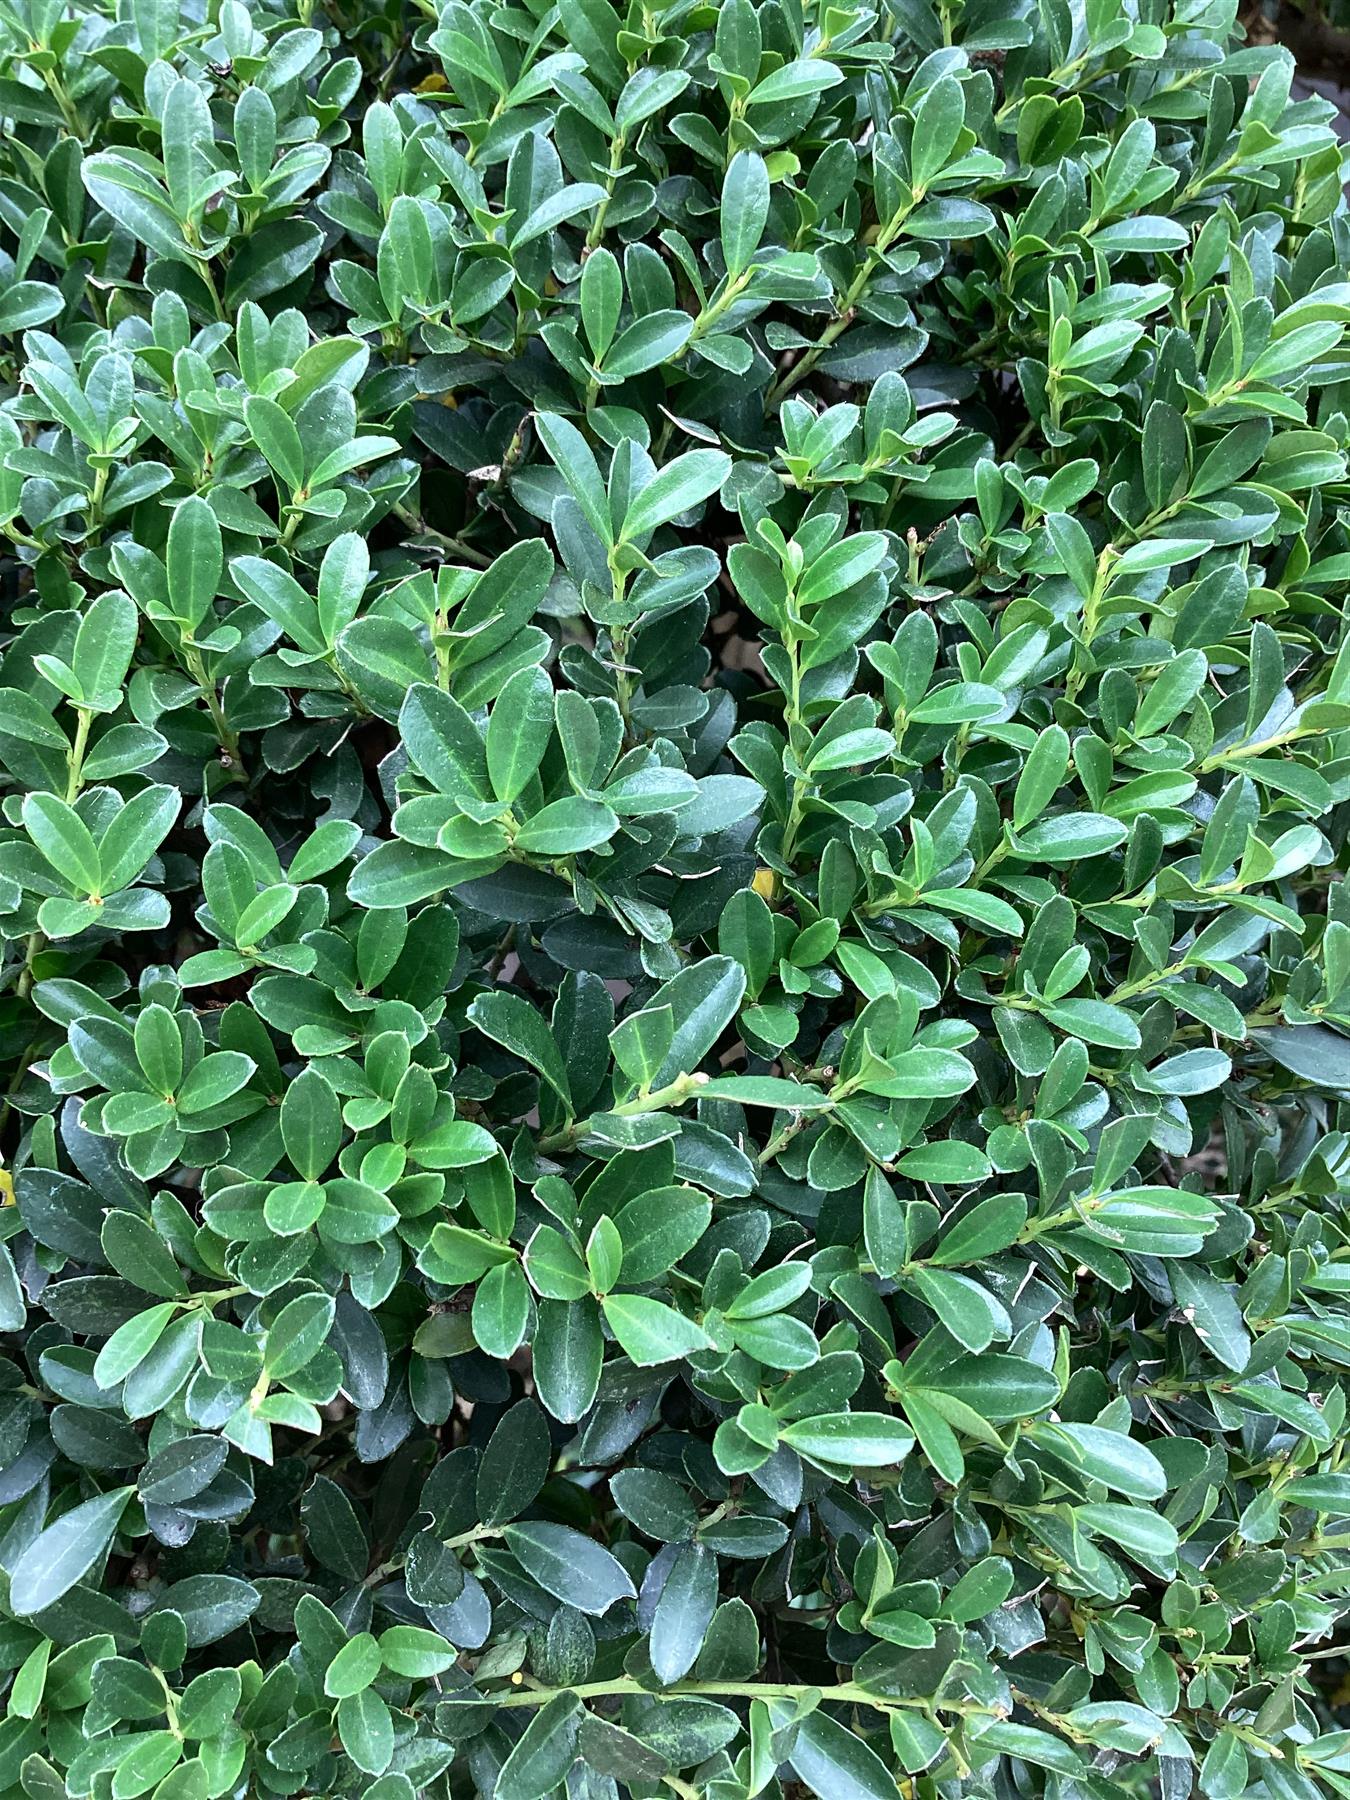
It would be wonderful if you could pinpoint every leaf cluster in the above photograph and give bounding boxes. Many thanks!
[1,2,1350,1799]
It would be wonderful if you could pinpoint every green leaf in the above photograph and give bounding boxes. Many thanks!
[698,1076,834,1109]
[324,1631,381,1698]
[779,1412,914,1468]
[411,1116,499,1169]
[721,151,770,279]
[472,1260,532,1360]
[23,793,100,895]
[427,1222,515,1284]
[523,1225,593,1300]
[514,796,617,855]
[1046,512,1097,598]
[400,682,490,801]
[602,1293,713,1365]
[0,1243,25,1332]
[94,1301,179,1388]
[1169,1261,1250,1372]
[166,495,223,628]
[503,1521,637,1614]
[580,247,622,360]
[912,76,966,189]
[914,1353,1060,1424]
[0,685,66,748]
[1285,1474,1350,1511]
[378,1625,458,1679]
[82,154,191,262]
[134,1004,182,1096]
[908,1267,1009,1352]
[621,450,730,543]
[1029,1422,1167,1499]
[1040,999,1141,1051]
[138,1436,229,1508]
[612,1185,710,1284]
[930,1194,1027,1265]
[73,591,138,707]
[97,785,180,893]
[1015,814,1127,864]
[101,1211,187,1300]
[646,957,746,1087]
[487,663,554,802]
[533,1299,603,1423]
[764,1700,900,1800]
[749,59,844,104]
[10,1488,135,1615]
[477,1399,551,1526]
[535,411,613,546]
[609,1004,675,1089]
[1075,1502,1178,1560]
[496,1693,581,1800]
[245,395,306,492]
[338,1687,394,1775]
[265,1291,335,1380]
[1251,1025,1350,1090]
[281,1068,342,1183]
[468,990,571,1108]
[602,310,693,380]
[650,1541,718,1684]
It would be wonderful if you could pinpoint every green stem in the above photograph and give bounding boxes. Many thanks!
[1292,1530,1350,1554]
[490,1675,1000,1716]
[1200,727,1316,773]
[392,505,492,567]
[606,554,636,736]
[993,50,1092,125]
[764,187,922,411]
[15,930,42,1001]
[183,644,240,767]
[765,245,881,409]
[66,707,91,802]
[362,1523,500,1589]
[192,254,227,324]
[1063,547,1118,705]
[537,1071,710,1155]
[1176,149,1244,208]
[587,132,627,250]
[464,95,507,166]
[969,835,1011,885]
[1016,1193,1109,1244]
[758,1109,816,1165]
[687,270,752,347]
[86,465,109,531]
[39,64,81,136]
[779,629,810,864]
[1110,959,1185,1003]
[152,1667,182,1734]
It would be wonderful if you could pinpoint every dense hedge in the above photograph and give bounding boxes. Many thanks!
[2,1,1350,1796]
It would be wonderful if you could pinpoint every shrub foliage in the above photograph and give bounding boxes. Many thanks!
[2,0,1350,1796]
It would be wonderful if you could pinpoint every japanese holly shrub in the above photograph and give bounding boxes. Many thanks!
[2,0,1350,1797]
